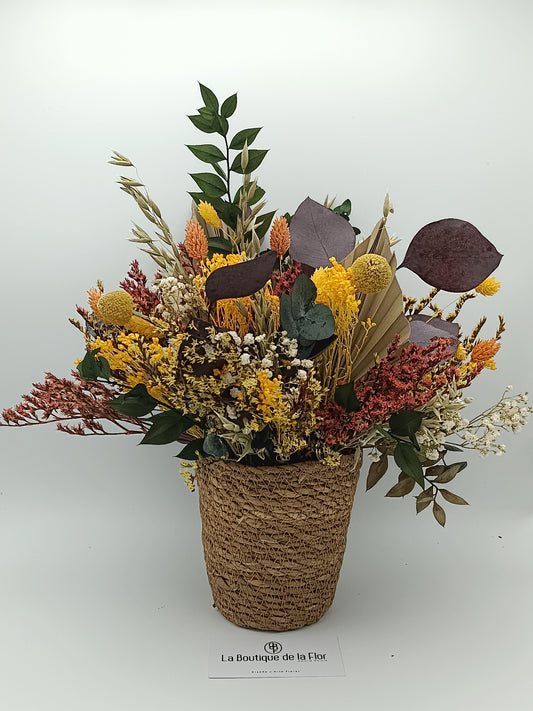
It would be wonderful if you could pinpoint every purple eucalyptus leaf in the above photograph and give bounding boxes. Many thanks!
[288,197,356,268]
[205,250,278,305]
[399,219,503,292]
[409,314,460,348]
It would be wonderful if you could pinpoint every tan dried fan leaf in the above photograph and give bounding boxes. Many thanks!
[342,218,410,382]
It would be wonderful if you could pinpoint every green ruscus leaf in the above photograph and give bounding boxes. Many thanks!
[229,127,262,150]
[189,172,227,198]
[188,113,218,134]
[389,410,424,448]
[198,83,219,112]
[140,410,197,445]
[220,93,238,118]
[186,144,226,164]
[393,441,425,488]
[107,383,158,417]
[76,349,110,382]
[230,149,268,174]
[177,438,205,461]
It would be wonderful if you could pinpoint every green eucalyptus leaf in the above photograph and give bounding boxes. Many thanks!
[203,433,228,458]
[230,149,268,174]
[107,383,158,417]
[220,93,237,118]
[280,293,298,340]
[198,83,219,112]
[291,274,317,317]
[186,144,226,164]
[229,127,262,150]
[299,304,336,341]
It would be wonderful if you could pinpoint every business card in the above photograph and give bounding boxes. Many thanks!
[208,631,345,678]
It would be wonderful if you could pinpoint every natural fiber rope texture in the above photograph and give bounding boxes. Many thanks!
[196,452,361,631]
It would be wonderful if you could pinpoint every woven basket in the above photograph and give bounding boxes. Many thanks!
[196,451,361,631]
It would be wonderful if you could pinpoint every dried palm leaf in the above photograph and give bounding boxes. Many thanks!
[342,218,410,382]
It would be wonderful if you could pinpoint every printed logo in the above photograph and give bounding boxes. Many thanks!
[264,641,283,654]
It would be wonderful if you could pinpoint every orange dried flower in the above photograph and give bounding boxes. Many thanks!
[184,219,208,261]
[470,338,500,363]
[269,216,290,257]
[88,287,103,317]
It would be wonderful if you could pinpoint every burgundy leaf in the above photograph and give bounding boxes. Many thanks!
[205,250,278,305]
[288,197,356,268]
[409,314,459,348]
[399,219,503,292]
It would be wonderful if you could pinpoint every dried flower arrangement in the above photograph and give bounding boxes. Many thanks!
[2,84,530,527]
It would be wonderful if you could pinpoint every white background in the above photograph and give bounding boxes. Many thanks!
[1,1,532,709]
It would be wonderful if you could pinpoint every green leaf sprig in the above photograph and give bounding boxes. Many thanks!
[187,83,269,232]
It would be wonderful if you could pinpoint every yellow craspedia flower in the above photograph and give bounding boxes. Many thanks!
[349,254,392,294]
[454,343,468,361]
[475,277,500,296]
[198,200,222,229]
[97,290,134,326]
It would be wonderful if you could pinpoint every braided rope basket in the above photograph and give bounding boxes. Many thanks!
[196,451,361,631]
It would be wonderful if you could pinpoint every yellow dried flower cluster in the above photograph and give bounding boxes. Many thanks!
[312,258,360,332]
[198,200,222,229]
[475,277,500,296]
[89,333,174,403]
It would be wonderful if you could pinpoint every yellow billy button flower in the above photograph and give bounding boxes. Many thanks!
[475,277,500,296]
[349,254,392,294]
[97,290,134,326]
[198,200,222,229]
[96,290,162,337]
